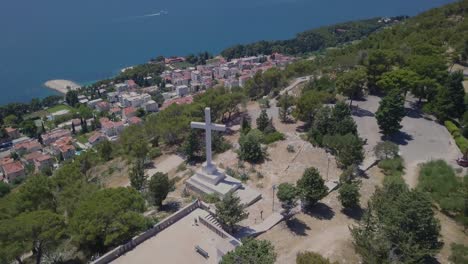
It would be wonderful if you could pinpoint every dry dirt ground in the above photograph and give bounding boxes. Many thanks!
[220,99,467,263]
[211,101,384,263]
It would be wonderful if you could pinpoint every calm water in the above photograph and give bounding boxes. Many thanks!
[0,0,454,105]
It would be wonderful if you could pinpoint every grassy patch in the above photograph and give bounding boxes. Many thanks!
[418,160,467,227]
[263,131,285,144]
[76,134,89,144]
[378,157,405,185]
[47,104,75,114]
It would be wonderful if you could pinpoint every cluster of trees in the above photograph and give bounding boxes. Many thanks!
[185,51,213,65]
[276,167,328,214]
[244,68,287,99]
[306,102,364,169]
[0,155,152,263]
[351,178,442,263]
[237,110,285,163]
[220,18,396,59]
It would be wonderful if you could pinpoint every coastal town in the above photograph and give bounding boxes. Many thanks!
[0,53,294,185]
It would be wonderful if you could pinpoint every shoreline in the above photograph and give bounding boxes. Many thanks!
[44,79,81,94]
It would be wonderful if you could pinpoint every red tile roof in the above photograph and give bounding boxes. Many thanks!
[123,107,136,116]
[2,161,24,175]
[161,96,194,110]
[128,116,142,125]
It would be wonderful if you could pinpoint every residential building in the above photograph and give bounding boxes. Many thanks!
[5,127,20,139]
[176,85,189,97]
[88,132,106,146]
[128,116,143,125]
[1,161,25,183]
[87,98,103,109]
[96,101,110,112]
[42,129,71,145]
[23,151,53,172]
[122,107,137,120]
[13,139,42,154]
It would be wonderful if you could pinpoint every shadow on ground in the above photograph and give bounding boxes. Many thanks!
[303,202,335,220]
[342,206,365,221]
[387,131,414,145]
[286,217,310,236]
[352,107,374,117]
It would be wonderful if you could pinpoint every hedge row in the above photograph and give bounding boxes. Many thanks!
[445,121,468,154]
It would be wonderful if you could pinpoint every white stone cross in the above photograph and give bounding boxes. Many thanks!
[191,107,226,174]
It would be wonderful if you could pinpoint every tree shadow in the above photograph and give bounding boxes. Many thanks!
[386,131,413,146]
[405,107,423,119]
[285,217,310,236]
[352,107,374,117]
[303,202,335,220]
[342,206,365,221]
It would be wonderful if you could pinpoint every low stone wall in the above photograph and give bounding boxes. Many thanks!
[91,200,201,264]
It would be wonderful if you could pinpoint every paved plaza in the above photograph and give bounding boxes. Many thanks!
[112,208,238,264]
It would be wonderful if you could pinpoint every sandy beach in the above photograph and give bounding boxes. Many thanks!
[44,79,81,94]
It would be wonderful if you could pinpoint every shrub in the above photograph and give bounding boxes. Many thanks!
[148,147,162,159]
[296,251,337,264]
[287,144,295,153]
[203,193,220,203]
[445,120,459,135]
[264,131,285,144]
[454,135,468,154]
[378,157,404,176]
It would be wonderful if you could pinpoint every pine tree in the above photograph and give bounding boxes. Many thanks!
[129,158,146,191]
[296,167,328,207]
[215,192,249,233]
[148,172,174,207]
[241,117,251,135]
[256,109,269,132]
[375,90,406,137]
[182,130,201,162]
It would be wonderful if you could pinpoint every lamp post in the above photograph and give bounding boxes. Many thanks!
[326,154,330,181]
[272,184,276,212]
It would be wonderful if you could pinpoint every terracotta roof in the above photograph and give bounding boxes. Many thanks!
[161,96,194,110]
[2,161,24,175]
[0,157,14,167]
[14,140,41,151]
[88,132,105,143]
[5,127,17,133]
[123,107,137,116]
[128,116,142,125]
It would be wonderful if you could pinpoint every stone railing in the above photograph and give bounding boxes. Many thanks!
[91,200,201,264]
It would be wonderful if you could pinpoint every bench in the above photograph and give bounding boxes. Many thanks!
[195,245,209,258]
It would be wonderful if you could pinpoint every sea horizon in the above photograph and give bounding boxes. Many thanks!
[0,0,455,105]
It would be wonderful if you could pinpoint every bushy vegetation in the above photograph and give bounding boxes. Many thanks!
[221,238,276,264]
[296,251,338,264]
[418,160,468,226]
[445,120,468,154]
[351,179,442,263]
[221,18,396,59]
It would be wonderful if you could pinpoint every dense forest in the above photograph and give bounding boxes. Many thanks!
[220,17,407,60]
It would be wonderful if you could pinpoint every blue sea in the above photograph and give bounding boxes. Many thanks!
[0,0,455,105]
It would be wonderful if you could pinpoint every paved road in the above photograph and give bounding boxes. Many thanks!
[353,95,462,188]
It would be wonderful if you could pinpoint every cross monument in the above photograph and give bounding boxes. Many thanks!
[191,107,226,174]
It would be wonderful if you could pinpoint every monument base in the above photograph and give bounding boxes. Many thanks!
[186,167,241,197]
[185,166,262,207]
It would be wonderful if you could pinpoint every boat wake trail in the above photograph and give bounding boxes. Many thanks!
[115,10,169,22]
